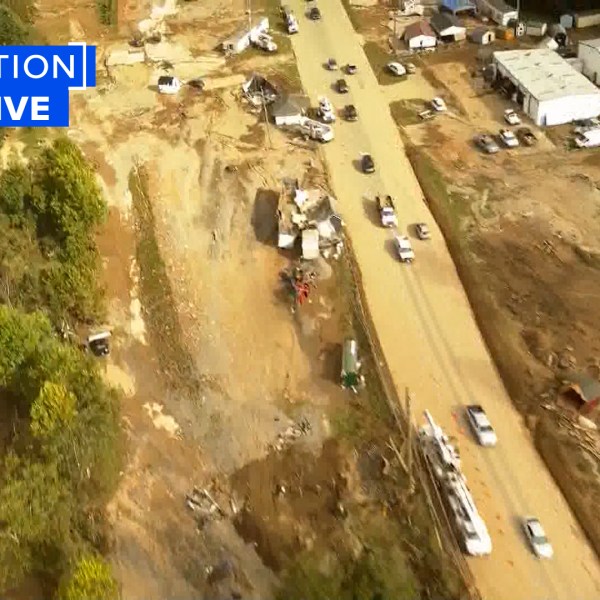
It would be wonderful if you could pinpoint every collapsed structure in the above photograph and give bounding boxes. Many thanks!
[277,180,343,260]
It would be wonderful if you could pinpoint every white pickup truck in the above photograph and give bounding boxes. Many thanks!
[376,195,397,227]
[295,116,334,142]
[252,32,277,52]
[394,234,414,263]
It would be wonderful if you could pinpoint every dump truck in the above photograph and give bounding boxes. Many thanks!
[376,195,397,227]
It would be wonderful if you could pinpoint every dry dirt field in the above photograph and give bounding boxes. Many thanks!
[347,3,600,559]
[19,0,471,598]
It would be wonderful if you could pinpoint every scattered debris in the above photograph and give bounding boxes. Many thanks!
[270,417,312,451]
[186,487,226,526]
[242,74,279,108]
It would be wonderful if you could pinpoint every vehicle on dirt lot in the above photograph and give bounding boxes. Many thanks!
[499,128,519,148]
[466,405,497,447]
[309,6,321,20]
[504,109,521,125]
[418,109,434,121]
[317,96,335,122]
[431,97,447,112]
[326,57,338,70]
[523,517,553,559]
[387,62,406,76]
[517,127,537,146]
[394,234,415,263]
[376,195,397,227]
[360,153,375,173]
[415,222,430,240]
[404,62,416,74]
[345,63,357,74]
[574,128,600,148]
[474,134,499,154]
[336,78,348,93]
[344,104,358,121]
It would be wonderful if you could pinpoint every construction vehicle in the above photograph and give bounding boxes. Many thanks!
[418,410,492,556]
[376,195,397,227]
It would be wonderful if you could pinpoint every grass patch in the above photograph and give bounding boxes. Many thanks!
[268,59,304,94]
[390,100,423,127]
[95,0,116,25]
[363,41,406,86]
[129,165,201,395]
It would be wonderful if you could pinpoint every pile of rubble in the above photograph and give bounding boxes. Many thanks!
[277,179,344,261]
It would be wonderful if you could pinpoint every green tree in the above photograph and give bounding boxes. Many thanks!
[0,5,28,44]
[0,164,32,226]
[0,454,70,588]
[0,0,36,23]
[33,138,107,244]
[57,554,119,600]
[30,381,78,438]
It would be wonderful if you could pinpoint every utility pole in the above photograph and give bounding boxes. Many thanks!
[262,91,272,149]
[246,0,252,30]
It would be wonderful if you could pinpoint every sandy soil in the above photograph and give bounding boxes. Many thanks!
[286,1,600,599]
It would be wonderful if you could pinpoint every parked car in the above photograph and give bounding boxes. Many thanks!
[345,63,357,74]
[336,78,349,93]
[404,62,416,74]
[504,108,521,125]
[309,6,321,20]
[394,234,414,263]
[387,62,406,76]
[344,104,358,121]
[474,133,499,154]
[326,57,338,70]
[415,222,430,240]
[499,128,519,148]
[360,153,375,173]
[523,517,554,559]
[431,97,447,112]
[466,405,497,447]
[517,127,537,146]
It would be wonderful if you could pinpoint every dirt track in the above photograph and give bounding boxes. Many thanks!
[287,1,600,598]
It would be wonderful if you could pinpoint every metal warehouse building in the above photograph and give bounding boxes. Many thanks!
[493,49,600,126]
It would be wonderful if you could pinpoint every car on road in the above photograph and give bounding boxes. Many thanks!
[317,96,335,123]
[517,127,537,146]
[343,104,358,121]
[523,517,554,559]
[474,133,499,154]
[415,222,430,240]
[394,234,415,263]
[336,78,349,93]
[309,6,321,20]
[466,405,497,447]
[499,128,519,148]
[360,153,375,173]
[386,62,406,77]
[431,97,447,112]
[345,63,357,74]
[326,58,337,70]
[504,109,521,125]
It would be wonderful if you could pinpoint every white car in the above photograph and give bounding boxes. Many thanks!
[499,128,519,147]
[394,234,414,263]
[523,517,554,559]
[431,97,447,112]
[466,405,497,447]
[504,109,521,125]
[415,222,430,240]
[387,62,406,77]
[317,96,335,123]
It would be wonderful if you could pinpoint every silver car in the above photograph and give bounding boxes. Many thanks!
[466,404,497,446]
[523,517,554,559]
[474,134,499,154]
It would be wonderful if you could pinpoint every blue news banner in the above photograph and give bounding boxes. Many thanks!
[0,43,96,127]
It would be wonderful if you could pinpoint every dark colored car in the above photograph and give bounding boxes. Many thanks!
[344,104,358,121]
[336,78,348,93]
[361,153,375,173]
[345,63,357,74]
[309,6,321,20]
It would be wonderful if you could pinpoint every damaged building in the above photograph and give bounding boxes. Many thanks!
[242,74,279,107]
[277,180,343,260]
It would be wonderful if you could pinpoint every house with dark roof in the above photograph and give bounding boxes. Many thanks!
[403,21,437,50]
[469,26,495,45]
[430,13,466,42]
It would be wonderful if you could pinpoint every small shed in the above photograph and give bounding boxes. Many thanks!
[469,27,495,45]
[270,93,310,126]
[158,76,181,94]
[526,21,547,37]
[403,20,437,50]
[222,17,269,54]
[430,13,466,42]
[558,373,600,415]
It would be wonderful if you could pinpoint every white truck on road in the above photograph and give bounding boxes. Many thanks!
[282,5,299,33]
[376,195,397,227]
[294,116,334,142]
[394,233,414,263]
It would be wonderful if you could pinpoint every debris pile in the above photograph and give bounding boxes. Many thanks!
[270,416,312,451]
[277,179,344,260]
[280,263,318,312]
[242,74,279,108]
[186,487,226,527]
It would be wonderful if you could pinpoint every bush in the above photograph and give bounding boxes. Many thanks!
[0,5,29,44]
[57,554,119,600]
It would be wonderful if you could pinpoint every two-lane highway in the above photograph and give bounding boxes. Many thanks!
[287,1,600,598]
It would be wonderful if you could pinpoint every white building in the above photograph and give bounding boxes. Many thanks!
[475,0,517,27]
[493,49,600,126]
[403,21,437,50]
[221,17,269,54]
[578,39,600,85]
[430,13,466,42]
